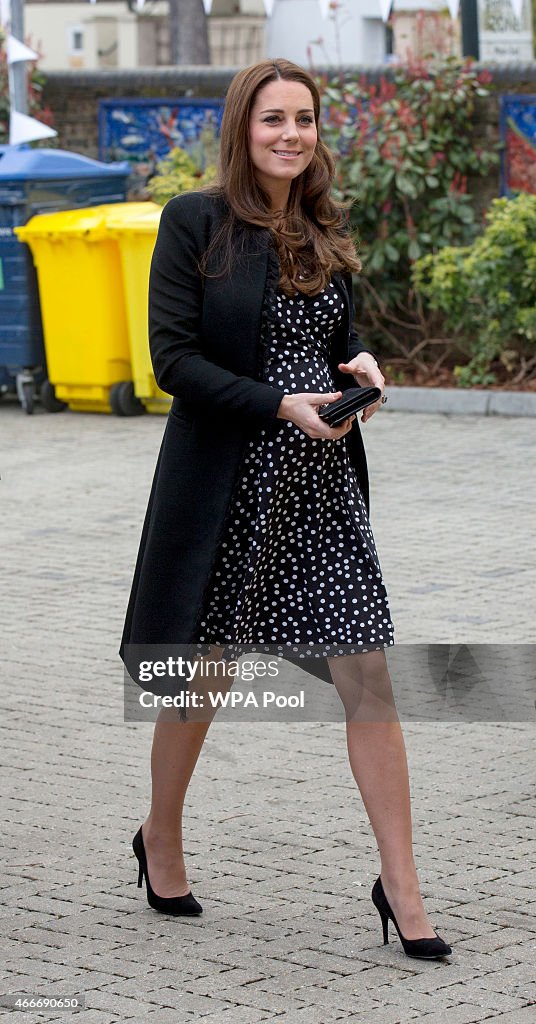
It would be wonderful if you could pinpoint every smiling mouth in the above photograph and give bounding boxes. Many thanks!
[272,150,302,157]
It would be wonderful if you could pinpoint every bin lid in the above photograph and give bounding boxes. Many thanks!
[105,202,161,234]
[16,202,159,241]
[0,147,130,181]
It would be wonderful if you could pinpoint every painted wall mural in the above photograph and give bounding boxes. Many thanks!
[499,94,536,196]
[98,98,224,194]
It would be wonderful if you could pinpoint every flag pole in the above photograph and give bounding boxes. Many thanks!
[460,0,480,59]
[10,0,28,115]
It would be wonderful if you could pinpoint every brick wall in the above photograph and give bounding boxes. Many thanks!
[42,66,236,159]
[41,62,536,209]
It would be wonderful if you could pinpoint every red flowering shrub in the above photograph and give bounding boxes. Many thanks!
[317,56,500,378]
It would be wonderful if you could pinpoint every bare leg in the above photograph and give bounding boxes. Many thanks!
[327,649,437,940]
[141,645,232,898]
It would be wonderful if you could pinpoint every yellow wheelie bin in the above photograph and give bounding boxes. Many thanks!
[105,204,170,414]
[16,204,152,414]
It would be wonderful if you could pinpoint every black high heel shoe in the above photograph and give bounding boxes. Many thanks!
[371,876,451,959]
[132,826,203,916]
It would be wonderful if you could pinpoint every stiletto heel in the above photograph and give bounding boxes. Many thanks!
[371,876,452,959]
[132,826,203,916]
[379,908,389,945]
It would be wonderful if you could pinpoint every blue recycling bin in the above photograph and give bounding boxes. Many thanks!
[0,147,130,413]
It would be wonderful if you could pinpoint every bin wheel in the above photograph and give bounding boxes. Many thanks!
[40,379,67,413]
[21,380,34,415]
[109,382,127,417]
[110,381,145,417]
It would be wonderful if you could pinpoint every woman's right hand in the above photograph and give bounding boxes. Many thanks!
[276,391,355,440]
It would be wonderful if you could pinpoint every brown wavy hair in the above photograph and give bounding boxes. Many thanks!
[199,58,361,296]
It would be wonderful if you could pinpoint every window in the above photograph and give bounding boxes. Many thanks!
[68,27,84,54]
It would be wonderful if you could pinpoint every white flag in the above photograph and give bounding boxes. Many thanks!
[262,0,275,15]
[9,110,58,146]
[378,0,392,23]
[202,0,213,12]
[7,35,39,64]
[446,0,460,18]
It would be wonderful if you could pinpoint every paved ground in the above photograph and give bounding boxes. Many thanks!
[2,399,535,1024]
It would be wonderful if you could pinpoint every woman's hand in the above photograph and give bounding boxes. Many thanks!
[276,391,356,440]
[338,353,385,423]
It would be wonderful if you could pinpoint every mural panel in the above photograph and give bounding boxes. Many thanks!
[499,94,536,196]
[98,98,224,194]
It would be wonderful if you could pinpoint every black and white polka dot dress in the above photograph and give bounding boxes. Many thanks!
[196,279,395,661]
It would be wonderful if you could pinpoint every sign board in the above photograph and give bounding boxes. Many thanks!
[479,0,534,63]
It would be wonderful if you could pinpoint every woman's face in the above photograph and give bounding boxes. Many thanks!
[248,79,318,199]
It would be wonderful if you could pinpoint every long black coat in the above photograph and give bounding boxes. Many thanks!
[119,190,380,687]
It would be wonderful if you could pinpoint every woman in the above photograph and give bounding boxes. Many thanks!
[120,58,452,960]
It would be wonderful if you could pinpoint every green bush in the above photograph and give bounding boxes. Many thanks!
[146,146,217,206]
[412,193,536,385]
[316,56,500,370]
[146,121,218,206]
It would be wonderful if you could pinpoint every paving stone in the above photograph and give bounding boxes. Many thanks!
[84,993,152,1016]
[124,1014,196,1024]
[482,1011,536,1024]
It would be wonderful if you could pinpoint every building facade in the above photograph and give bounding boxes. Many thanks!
[24,0,530,71]
[24,0,266,69]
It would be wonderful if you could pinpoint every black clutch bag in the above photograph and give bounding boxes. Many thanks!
[318,386,382,428]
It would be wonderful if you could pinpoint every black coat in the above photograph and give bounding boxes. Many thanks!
[119,190,380,687]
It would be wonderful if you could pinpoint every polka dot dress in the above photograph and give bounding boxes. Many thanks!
[196,279,395,661]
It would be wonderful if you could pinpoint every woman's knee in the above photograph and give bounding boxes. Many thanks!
[328,649,396,720]
[328,648,389,687]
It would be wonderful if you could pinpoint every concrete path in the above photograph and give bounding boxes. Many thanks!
[2,401,535,1023]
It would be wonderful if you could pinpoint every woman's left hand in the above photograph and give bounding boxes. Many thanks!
[337,354,386,423]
